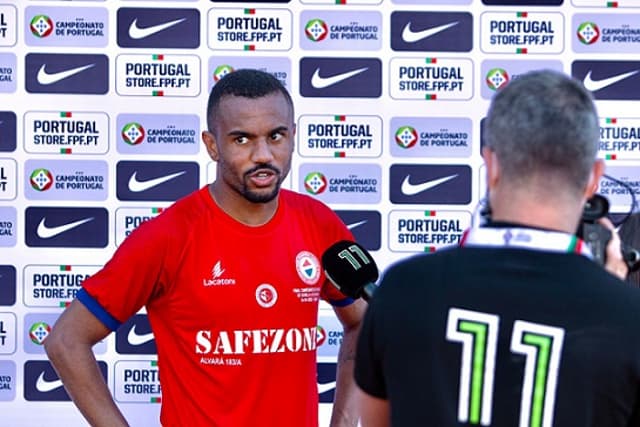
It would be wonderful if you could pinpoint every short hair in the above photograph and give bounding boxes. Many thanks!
[483,69,600,193]
[206,69,294,132]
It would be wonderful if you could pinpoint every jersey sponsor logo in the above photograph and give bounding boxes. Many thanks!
[300,10,381,51]
[25,53,108,94]
[24,159,108,201]
[391,11,472,52]
[0,266,16,307]
[117,8,200,48]
[25,111,109,155]
[116,54,200,97]
[572,61,640,100]
[390,116,472,158]
[300,57,381,98]
[24,360,107,401]
[208,56,291,94]
[23,265,97,308]
[481,12,564,54]
[195,326,318,358]
[117,113,199,155]
[114,360,161,403]
[598,117,640,160]
[0,207,16,247]
[481,59,563,99]
[0,111,16,152]
[25,206,108,248]
[0,5,17,47]
[0,158,16,200]
[298,163,381,204]
[573,13,640,54]
[390,164,471,205]
[25,6,108,47]
[208,8,292,51]
[298,114,382,158]
[597,165,640,210]
[317,362,337,403]
[0,360,16,401]
[389,209,471,252]
[0,53,16,93]
[390,57,473,100]
[256,283,278,308]
[335,210,381,250]
[116,160,199,201]
[0,312,16,354]
[116,314,157,355]
[202,260,237,287]
[115,207,164,246]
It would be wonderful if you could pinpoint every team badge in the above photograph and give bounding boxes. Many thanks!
[296,251,321,285]
[255,283,278,308]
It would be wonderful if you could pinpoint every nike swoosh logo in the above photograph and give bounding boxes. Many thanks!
[37,63,95,85]
[128,17,187,40]
[402,21,459,43]
[127,324,155,346]
[347,220,368,230]
[128,170,186,193]
[583,69,640,92]
[36,372,63,393]
[318,381,336,394]
[311,67,368,89]
[37,217,95,239]
[401,174,458,196]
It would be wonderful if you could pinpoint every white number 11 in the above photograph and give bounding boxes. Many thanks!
[446,308,565,427]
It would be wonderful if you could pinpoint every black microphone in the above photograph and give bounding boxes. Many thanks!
[321,240,379,302]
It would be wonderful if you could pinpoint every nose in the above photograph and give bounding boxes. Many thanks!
[251,138,275,164]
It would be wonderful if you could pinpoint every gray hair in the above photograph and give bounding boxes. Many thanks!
[483,69,600,192]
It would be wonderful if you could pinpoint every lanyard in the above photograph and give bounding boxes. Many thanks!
[460,226,593,260]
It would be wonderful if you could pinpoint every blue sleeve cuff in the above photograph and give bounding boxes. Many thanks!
[76,288,122,331]
[328,296,355,307]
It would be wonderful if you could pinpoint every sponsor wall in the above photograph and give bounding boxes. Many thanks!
[1,0,639,425]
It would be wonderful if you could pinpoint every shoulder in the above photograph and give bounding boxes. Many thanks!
[280,189,342,222]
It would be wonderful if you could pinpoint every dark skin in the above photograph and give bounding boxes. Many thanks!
[45,91,366,427]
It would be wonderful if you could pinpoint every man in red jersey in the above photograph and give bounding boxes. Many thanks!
[45,69,366,427]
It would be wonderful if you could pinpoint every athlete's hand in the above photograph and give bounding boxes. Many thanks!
[599,217,628,280]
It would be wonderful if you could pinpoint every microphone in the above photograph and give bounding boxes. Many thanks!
[321,240,379,302]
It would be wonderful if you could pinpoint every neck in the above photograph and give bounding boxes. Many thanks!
[209,183,278,226]
[489,194,582,235]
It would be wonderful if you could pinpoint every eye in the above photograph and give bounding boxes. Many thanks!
[270,132,284,142]
[235,135,249,145]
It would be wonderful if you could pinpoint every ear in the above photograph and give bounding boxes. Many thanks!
[202,130,219,161]
[482,146,500,191]
[584,159,605,199]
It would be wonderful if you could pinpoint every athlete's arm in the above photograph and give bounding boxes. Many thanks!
[358,390,390,427]
[329,298,368,427]
[44,300,129,427]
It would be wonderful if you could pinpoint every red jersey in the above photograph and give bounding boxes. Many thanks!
[78,187,354,427]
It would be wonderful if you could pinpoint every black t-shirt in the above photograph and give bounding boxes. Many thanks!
[355,245,640,426]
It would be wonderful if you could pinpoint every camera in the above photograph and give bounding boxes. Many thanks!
[578,194,640,271]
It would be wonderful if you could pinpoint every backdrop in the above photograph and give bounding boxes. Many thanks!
[1,0,639,425]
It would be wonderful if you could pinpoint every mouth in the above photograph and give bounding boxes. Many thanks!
[248,168,278,187]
